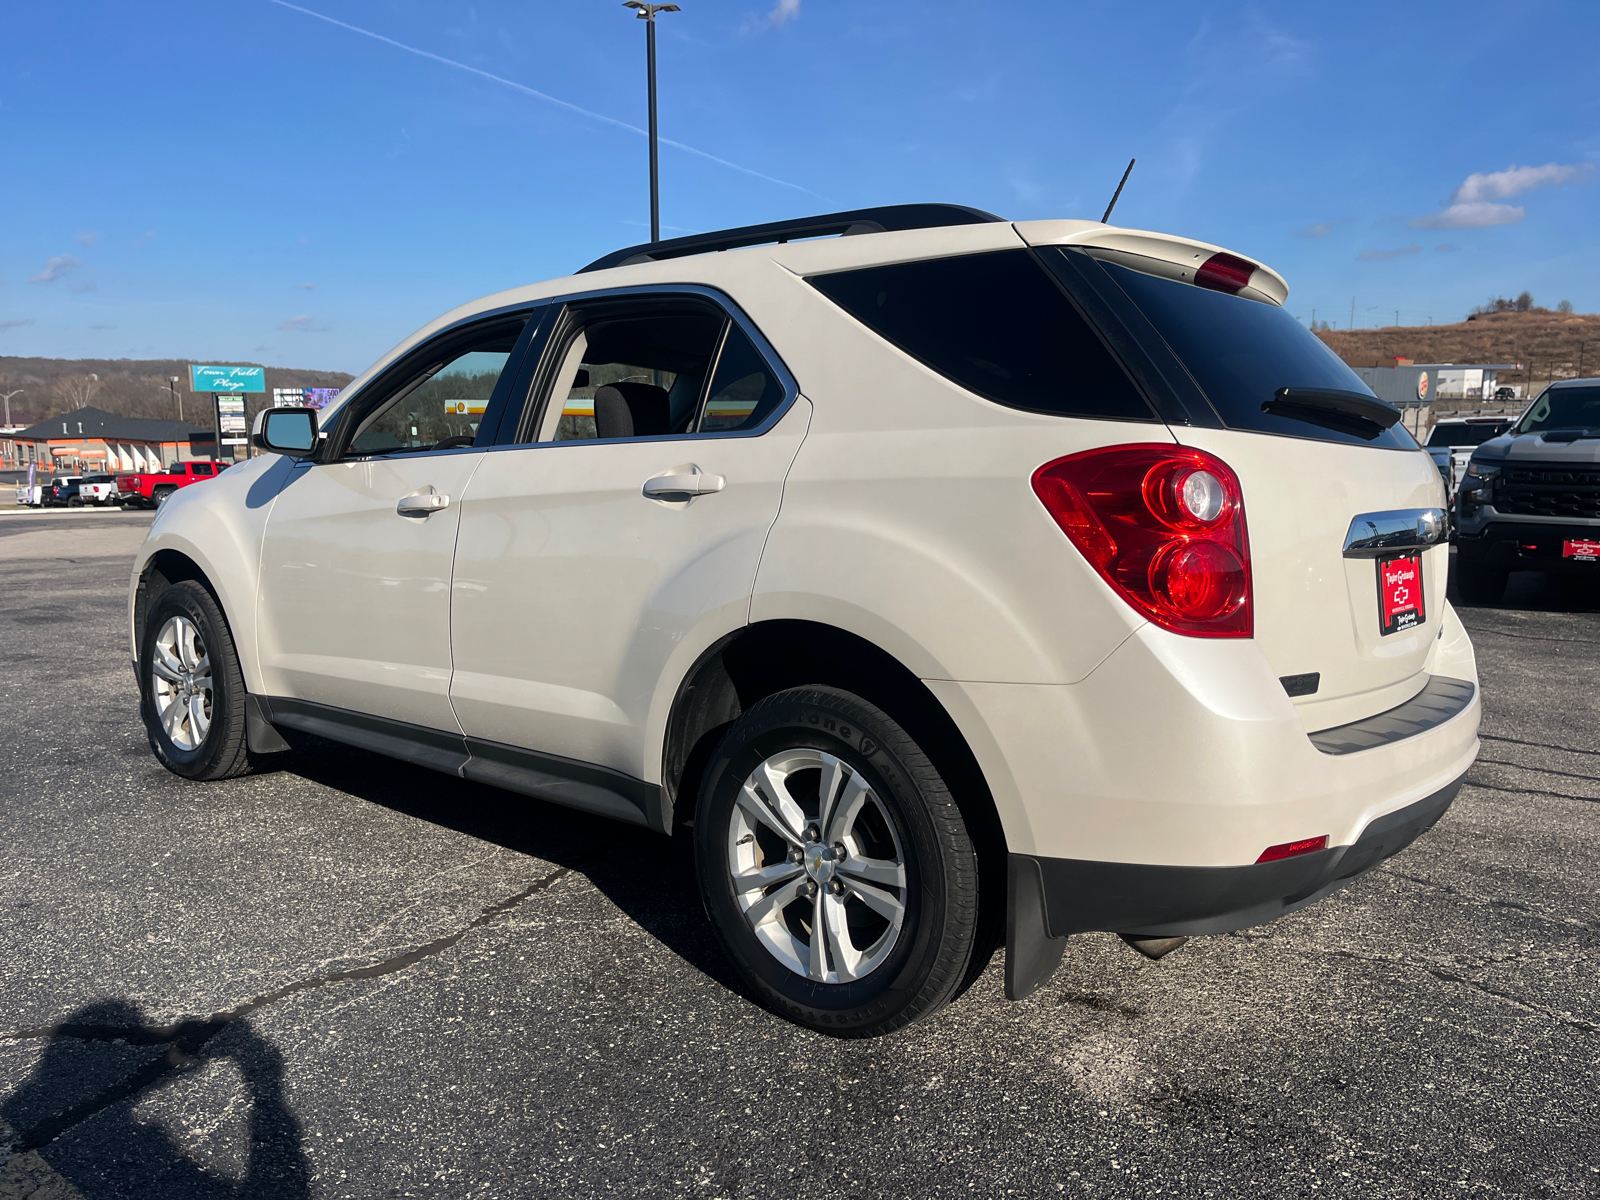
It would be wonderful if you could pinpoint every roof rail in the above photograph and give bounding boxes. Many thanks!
[577,203,1007,274]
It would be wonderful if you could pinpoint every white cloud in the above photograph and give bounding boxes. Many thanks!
[1296,221,1336,238]
[740,0,799,35]
[1412,201,1524,230]
[1358,244,1423,261]
[29,253,83,283]
[279,314,327,332]
[1435,243,1459,253]
[1451,161,1593,203]
[1412,161,1594,229]
[299,281,316,290]
[76,231,98,246]
[0,318,34,331]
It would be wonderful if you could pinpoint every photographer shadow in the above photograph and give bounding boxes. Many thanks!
[1,999,309,1200]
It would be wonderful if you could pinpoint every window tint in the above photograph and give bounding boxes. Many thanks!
[349,323,524,456]
[1090,258,1416,449]
[190,463,214,476]
[698,323,785,433]
[543,311,723,442]
[808,250,1155,421]
[1425,422,1508,448]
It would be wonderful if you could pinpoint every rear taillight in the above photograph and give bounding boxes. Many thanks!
[1032,444,1252,637]
[1256,835,1328,863]
[1195,252,1256,294]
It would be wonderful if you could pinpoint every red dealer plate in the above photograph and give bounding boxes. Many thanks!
[1377,552,1424,636]
[1563,539,1600,562]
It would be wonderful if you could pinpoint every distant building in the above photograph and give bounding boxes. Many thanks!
[3,407,213,475]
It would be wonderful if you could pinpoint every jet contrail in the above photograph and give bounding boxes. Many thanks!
[266,0,814,195]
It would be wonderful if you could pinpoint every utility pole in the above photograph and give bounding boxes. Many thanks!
[169,376,182,422]
[0,388,22,427]
[1395,310,1400,327]
[1349,297,1356,331]
[623,1,682,243]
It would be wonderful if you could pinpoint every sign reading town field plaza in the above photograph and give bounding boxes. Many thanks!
[189,365,266,393]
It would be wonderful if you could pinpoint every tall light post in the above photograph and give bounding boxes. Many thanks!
[623,1,681,243]
[0,388,22,428]
[169,376,182,421]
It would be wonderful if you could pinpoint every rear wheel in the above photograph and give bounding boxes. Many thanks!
[1454,547,1507,605]
[141,580,255,780]
[694,686,979,1037]
[154,487,175,507]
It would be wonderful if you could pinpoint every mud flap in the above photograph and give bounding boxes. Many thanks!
[1005,854,1068,1000]
[245,694,292,754]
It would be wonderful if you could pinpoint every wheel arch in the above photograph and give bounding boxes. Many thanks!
[661,618,1014,973]
[131,534,263,695]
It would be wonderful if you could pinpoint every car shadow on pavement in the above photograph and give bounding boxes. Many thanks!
[279,738,751,1000]
[1,999,310,1198]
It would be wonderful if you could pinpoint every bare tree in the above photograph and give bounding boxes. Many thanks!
[52,374,102,409]
[1515,291,1534,313]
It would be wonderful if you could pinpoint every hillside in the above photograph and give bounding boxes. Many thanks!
[1318,309,1600,397]
[0,356,354,432]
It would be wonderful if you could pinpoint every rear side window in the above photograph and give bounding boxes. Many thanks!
[1087,258,1416,449]
[809,250,1155,422]
[190,463,214,475]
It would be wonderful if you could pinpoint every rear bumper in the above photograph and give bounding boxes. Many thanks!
[1458,520,1600,570]
[1005,773,1462,998]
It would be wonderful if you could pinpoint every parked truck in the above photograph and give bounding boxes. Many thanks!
[115,460,227,508]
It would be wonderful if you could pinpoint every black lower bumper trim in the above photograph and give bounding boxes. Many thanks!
[1459,521,1600,570]
[1308,676,1474,756]
[1004,774,1463,998]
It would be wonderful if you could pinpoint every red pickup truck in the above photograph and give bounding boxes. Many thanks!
[116,460,227,508]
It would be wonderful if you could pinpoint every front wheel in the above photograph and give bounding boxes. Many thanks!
[694,686,980,1037]
[141,580,255,780]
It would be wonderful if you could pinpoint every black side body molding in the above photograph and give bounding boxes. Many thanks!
[258,697,666,832]
[1005,774,1463,999]
[578,204,1005,273]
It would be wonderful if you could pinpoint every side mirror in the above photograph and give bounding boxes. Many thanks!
[252,407,319,458]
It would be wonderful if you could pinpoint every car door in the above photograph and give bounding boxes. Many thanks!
[448,291,808,823]
[255,312,539,741]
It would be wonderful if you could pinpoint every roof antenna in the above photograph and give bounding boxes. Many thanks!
[1101,158,1136,225]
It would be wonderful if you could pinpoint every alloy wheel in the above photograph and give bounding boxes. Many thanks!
[726,748,908,984]
[149,615,213,751]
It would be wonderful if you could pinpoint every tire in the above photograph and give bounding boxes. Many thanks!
[140,580,255,780]
[1454,548,1507,605]
[694,686,979,1037]
[154,487,175,507]
[67,496,82,508]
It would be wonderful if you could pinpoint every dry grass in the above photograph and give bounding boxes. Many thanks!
[1318,310,1600,395]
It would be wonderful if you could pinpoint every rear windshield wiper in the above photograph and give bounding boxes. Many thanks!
[1262,387,1402,438]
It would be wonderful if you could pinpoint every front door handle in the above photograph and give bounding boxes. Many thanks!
[642,468,726,499]
[397,490,450,517]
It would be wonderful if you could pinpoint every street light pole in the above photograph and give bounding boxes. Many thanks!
[0,388,22,427]
[623,1,681,243]
[169,376,182,422]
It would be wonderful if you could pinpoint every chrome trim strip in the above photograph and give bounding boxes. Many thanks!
[1342,507,1447,557]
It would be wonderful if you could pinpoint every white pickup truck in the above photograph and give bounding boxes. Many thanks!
[77,473,121,506]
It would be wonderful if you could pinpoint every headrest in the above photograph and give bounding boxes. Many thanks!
[593,381,670,439]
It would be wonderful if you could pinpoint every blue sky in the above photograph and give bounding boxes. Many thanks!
[3,0,1597,373]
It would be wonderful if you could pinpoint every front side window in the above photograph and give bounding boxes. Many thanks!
[808,249,1156,422]
[347,321,525,456]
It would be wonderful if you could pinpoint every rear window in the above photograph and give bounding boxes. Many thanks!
[1085,258,1416,449]
[1425,422,1508,448]
[190,463,214,475]
[808,250,1155,422]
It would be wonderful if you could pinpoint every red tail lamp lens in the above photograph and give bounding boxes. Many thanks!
[1256,835,1329,864]
[1032,444,1252,637]
[1195,252,1257,294]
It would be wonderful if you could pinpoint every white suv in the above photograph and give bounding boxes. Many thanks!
[130,205,1479,1036]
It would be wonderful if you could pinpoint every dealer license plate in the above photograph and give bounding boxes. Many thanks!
[1563,539,1600,562]
[1377,552,1424,636]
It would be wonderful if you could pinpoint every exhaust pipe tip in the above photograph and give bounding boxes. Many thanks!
[1119,934,1190,960]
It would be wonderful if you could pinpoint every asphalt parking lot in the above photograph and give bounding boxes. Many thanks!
[0,510,1596,1200]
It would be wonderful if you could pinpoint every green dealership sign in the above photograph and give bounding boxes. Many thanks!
[189,365,266,393]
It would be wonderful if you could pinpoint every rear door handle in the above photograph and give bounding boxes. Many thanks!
[642,469,725,499]
[397,491,450,516]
